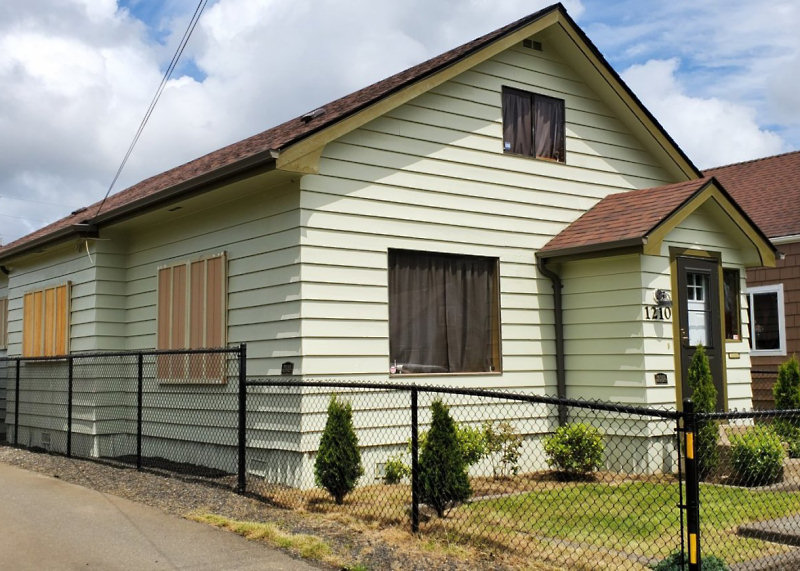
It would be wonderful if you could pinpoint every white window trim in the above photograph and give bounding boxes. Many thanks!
[746,283,786,357]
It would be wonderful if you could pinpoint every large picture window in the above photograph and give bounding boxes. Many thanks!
[22,283,70,357]
[502,86,565,162]
[157,253,227,381]
[0,296,8,350]
[389,250,500,374]
[747,284,786,356]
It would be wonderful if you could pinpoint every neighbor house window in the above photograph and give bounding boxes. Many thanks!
[22,283,70,357]
[157,253,227,381]
[723,269,740,340]
[0,296,8,349]
[747,284,785,356]
[502,86,565,162]
[389,250,500,374]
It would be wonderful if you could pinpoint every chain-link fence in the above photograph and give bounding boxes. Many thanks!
[3,358,800,569]
[2,347,244,488]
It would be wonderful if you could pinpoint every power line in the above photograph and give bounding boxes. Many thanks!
[93,0,209,218]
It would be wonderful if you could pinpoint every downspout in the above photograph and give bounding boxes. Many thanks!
[537,256,567,426]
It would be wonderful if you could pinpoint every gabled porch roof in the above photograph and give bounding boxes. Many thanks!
[537,177,776,267]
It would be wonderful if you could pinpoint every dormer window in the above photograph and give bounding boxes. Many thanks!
[502,87,565,162]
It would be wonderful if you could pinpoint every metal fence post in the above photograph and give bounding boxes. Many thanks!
[137,352,143,470]
[67,355,73,457]
[683,399,701,571]
[237,343,247,495]
[411,386,419,533]
[14,359,20,446]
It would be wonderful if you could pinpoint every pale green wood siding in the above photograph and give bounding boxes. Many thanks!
[297,39,678,386]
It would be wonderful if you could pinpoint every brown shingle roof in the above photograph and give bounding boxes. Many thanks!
[538,178,714,258]
[705,150,800,239]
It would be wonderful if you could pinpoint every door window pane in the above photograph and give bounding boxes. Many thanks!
[687,272,710,346]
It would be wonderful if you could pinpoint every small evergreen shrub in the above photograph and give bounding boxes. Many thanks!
[687,345,719,479]
[773,355,800,411]
[314,395,363,504]
[789,437,800,460]
[383,453,410,484]
[483,420,523,478]
[651,550,729,570]
[543,423,604,478]
[773,356,800,442]
[418,399,472,517]
[730,425,785,486]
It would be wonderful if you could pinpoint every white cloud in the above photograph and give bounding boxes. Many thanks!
[621,58,786,169]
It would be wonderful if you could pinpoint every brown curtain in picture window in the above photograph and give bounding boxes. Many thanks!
[389,251,494,373]
[534,94,565,161]
[502,88,532,156]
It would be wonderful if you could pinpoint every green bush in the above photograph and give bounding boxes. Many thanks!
[314,395,363,504]
[651,550,729,570]
[383,453,410,484]
[483,420,523,478]
[418,400,472,517]
[543,423,604,478]
[789,437,800,460]
[773,355,800,411]
[730,425,785,486]
[687,344,719,479]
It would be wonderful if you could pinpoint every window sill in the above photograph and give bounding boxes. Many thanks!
[390,371,502,378]
[750,349,787,357]
[502,150,565,164]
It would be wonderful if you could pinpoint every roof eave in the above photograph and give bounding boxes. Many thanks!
[0,224,98,264]
[536,237,646,261]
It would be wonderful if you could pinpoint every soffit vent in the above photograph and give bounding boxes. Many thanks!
[523,39,543,51]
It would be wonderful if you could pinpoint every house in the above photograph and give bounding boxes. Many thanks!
[707,151,800,409]
[0,3,775,479]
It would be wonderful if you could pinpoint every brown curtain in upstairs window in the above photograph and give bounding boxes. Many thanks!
[534,94,565,161]
[502,87,532,156]
[389,250,496,373]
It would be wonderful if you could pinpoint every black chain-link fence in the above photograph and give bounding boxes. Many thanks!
[2,347,244,488]
[3,355,800,569]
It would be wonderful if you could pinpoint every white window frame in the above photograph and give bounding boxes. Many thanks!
[746,283,786,357]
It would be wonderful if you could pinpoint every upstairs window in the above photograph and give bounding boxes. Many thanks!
[22,283,70,357]
[157,253,227,382]
[747,284,785,356]
[0,296,8,349]
[502,87,565,162]
[389,250,500,374]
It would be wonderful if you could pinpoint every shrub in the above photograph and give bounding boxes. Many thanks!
[483,420,523,478]
[687,344,719,479]
[773,355,800,411]
[651,550,729,570]
[789,437,800,460]
[543,423,604,478]
[730,425,785,486]
[418,399,472,517]
[383,453,410,484]
[314,395,363,504]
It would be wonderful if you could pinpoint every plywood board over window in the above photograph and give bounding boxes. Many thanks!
[157,253,227,382]
[22,283,70,357]
[0,296,8,349]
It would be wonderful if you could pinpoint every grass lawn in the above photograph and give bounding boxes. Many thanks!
[252,475,800,568]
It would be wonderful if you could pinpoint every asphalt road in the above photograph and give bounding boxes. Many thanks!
[0,462,319,570]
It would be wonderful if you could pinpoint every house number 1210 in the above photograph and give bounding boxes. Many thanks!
[644,306,671,320]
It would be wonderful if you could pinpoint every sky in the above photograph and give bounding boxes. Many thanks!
[0,0,797,245]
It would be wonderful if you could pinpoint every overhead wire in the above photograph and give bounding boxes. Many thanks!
[93,0,209,218]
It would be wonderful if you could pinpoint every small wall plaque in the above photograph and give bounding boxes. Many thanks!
[281,361,294,375]
[654,373,668,385]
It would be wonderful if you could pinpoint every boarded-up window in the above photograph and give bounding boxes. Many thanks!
[157,253,227,382]
[22,283,70,357]
[502,87,565,162]
[0,296,8,349]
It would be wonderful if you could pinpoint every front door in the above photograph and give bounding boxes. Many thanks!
[676,256,725,410]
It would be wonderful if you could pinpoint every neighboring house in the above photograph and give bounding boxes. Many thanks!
[707,151,800,409]
[0,4,776,479]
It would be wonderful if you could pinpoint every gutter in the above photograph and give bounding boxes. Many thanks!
[536,255,567,426]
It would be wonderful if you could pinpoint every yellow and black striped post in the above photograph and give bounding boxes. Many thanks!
[683,399,701,570]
